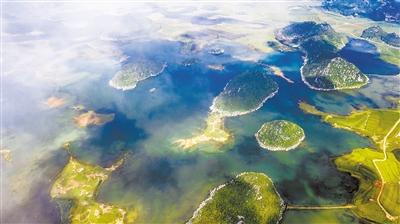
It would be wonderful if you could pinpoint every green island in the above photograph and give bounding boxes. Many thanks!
[275,21,368,91]
[175,70,278,151]
[275,21,346,49]
[301,56,368,90]
[300,102,400,223]
[51,157,137,223]
[187,172,284,224]
[210,71,278,117]
[255,120,305,151]
[109,60,166,91]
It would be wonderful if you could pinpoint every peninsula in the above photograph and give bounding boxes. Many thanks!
[300,102,400,223]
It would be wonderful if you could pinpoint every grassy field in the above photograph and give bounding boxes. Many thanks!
[379,45,400,65]
[335,148,400,223]
[51,157,136,223]
[300,102,400,223]
[299,102,400,151]
[51,157,111,200]
[188,172,284,224]
[324,109,400,152]
[255,120,305,151]
[70,200,128,224]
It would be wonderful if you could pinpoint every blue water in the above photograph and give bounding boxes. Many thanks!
[340,38,400,75]
[7,38,390,223]
[75,43,373,222]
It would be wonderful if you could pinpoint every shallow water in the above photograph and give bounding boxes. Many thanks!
[4,38,386,223]
[3,3,399,223]
[60,45,374,223]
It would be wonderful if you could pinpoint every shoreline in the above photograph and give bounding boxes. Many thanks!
[186,172,285,224]
[255,131,305,151]
[174,112,232,151]
[210,88,279,117]
[109,62,167,91]
[300,54,369,91]
[275,31,370,91]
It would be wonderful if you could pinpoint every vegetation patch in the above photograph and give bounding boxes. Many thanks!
[255,120,305,151]
[300,102,400,151]
[335,148,400,223]
[361,26,400,47]
[211,70,278,117]
[175,69,278,151]
[188,172,284,224]
[51,157,137,223]
[109,60,166,91]
[377,43,400,66]
[300,102,400,223]
[275,21,368,91]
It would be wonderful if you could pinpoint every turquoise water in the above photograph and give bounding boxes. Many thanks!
[4,38,395,223]
[65,45,374,222]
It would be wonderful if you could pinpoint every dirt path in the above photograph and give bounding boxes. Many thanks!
[287,205,355,210]
[372,114,400,221]
[287,112,400,218]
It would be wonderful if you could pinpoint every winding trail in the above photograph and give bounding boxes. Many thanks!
[287,205,355,210]
[372,114,400,221]
[288,110,400,218]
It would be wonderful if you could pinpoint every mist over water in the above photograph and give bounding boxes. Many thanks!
[2,2,399,223]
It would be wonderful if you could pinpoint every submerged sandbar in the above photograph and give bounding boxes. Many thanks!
[74,111,114,128]
[174,112,231,150]
[44,97,66,108]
